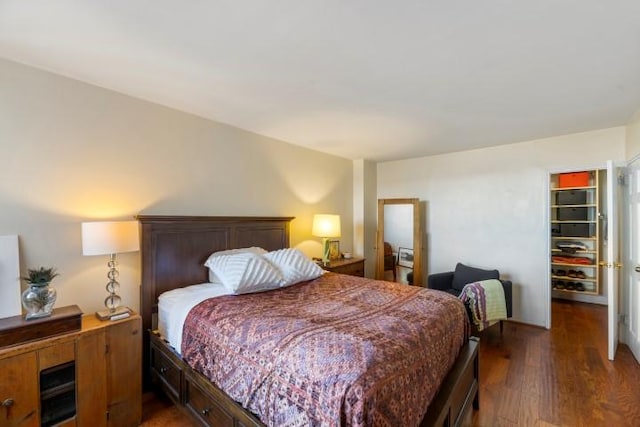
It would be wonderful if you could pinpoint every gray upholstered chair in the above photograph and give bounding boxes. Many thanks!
[428,263,513,332]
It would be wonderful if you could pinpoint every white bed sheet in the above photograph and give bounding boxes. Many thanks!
[158,282,232,354]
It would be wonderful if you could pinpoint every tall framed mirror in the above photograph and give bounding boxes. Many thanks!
[376,198,423,286]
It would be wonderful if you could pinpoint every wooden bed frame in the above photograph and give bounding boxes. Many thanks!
[138,215,479,427]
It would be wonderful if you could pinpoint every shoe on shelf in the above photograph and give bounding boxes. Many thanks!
[576,271,586,279]
[557,269,567,277]
[556,281,566,290]
[575,282,585,292]
[568,270,577,278]
[566,282,576,291]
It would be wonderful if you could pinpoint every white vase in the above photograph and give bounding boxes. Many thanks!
[21,282,57,320]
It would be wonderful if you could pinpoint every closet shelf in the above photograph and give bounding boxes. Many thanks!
[550,204,597,208]
[551,236,596,241]
[551,274,596,282]
[550,185,596,191]
[551,249,596,254]
[551,220,596,224]
[551,262,596,268]
[552,288,599,296]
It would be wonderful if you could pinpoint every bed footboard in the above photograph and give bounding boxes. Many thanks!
[421,336,480,427]
[150,331,479,427]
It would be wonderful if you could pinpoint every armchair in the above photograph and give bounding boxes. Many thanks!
[428,263,513,331]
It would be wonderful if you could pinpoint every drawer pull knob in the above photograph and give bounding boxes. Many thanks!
[201,408,210,416]
[159,367,168,374]
[2,398,14,408]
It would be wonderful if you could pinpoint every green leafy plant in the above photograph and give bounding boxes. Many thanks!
[22,266,59,286]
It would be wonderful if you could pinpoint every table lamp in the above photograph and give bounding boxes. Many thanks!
[312,214,341,266]
[81,220,139,320]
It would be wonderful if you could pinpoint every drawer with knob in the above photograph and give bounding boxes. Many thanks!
[323,258,365,277]
[184,374,233,427]
[150,337,182,403]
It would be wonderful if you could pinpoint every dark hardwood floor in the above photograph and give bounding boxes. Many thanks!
[141,391,193,427]
[141,300,640,427]
[473,299,640,427]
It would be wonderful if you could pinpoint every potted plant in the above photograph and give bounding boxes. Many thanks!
[21,267,59,320]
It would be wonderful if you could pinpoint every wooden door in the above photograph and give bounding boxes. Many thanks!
[606,160,620,360]
[623,157,640,362]
[106,317,142,427]
[0,352,38,427]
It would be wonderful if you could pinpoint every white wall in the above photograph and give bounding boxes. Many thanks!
[353,159,377,277]
[0,59,353,315]
[378,128,626,326]
[627,109,640,160]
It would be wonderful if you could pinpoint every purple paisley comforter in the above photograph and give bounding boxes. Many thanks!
[181,273,468,427]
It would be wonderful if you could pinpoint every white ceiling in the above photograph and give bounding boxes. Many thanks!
[1,1,639,161]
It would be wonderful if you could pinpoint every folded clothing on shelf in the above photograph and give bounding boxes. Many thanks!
[551,255,593,265]
[556,241,589,253]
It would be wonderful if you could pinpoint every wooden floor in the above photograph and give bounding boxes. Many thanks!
[473,299,640,427]
[141,300,640,427]
[140,391,190,427]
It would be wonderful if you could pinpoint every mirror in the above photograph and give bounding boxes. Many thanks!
[376,198,423,286]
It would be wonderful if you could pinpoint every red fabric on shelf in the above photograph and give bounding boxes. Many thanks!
[552,255,593,265]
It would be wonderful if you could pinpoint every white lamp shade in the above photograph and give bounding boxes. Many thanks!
[311,214,341,238]
[81,221,139,256]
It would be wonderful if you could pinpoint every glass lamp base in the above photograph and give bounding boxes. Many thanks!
[322,237,330,266]
[95,306,131,321]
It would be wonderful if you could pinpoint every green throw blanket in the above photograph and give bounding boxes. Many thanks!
[459,278,507,331]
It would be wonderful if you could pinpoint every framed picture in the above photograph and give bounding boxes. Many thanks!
[398,247,414,268]
[0,235,21,318]
[329,240,341,260]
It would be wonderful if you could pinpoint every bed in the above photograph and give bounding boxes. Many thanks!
[138,215,479,427]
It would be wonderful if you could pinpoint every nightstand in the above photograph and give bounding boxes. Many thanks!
[323,257,365,277]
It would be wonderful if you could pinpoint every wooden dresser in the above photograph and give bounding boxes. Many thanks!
[0,313,141,427]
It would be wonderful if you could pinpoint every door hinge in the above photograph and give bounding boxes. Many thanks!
[619,314,628,325]
[618,173,627,186]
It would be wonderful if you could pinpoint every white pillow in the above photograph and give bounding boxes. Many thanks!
[204,252,283,294]
[264,248,324,287]
[205,247,267,283]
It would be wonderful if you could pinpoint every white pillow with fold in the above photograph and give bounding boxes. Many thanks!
[205,247,267,283]
[264,248,324,287]
[205,252,283,294]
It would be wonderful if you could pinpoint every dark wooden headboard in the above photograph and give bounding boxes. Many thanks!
[136,215,294,387]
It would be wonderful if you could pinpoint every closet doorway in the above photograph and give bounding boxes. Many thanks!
[376,198,422,286]
[548,161,621,360]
